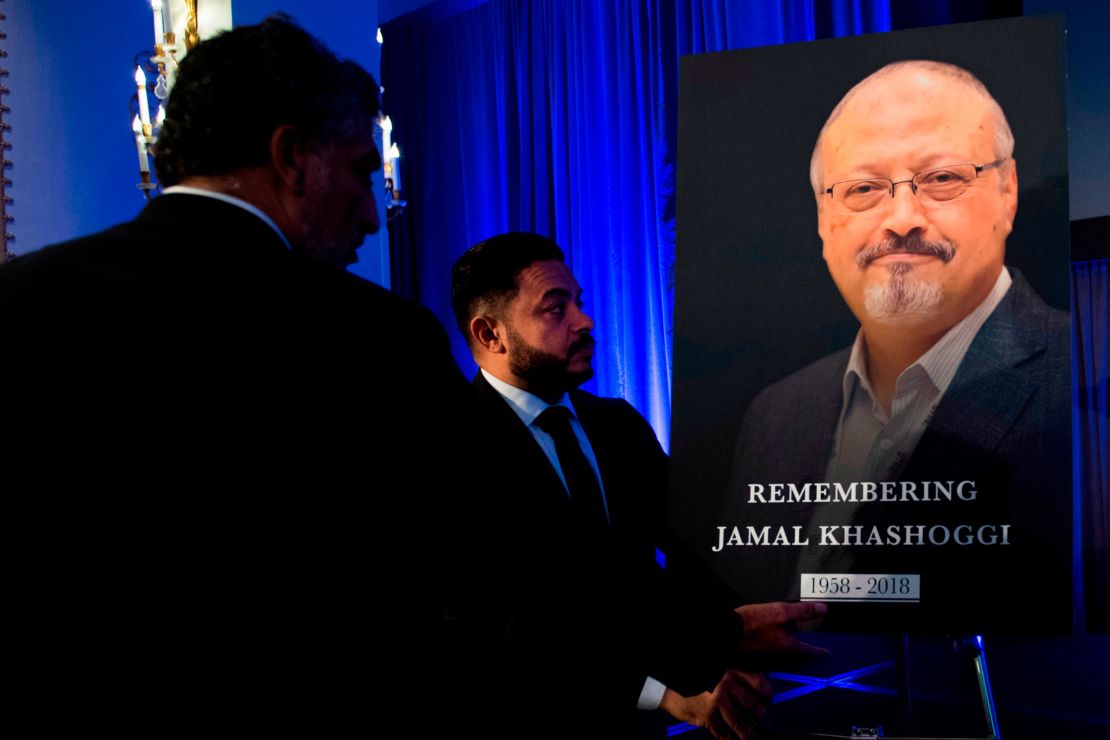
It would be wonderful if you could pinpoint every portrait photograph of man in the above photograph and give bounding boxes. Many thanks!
[669,16,1072,634]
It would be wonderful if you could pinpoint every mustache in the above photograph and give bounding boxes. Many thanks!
[856,233,957,269]
[570,334,595,353]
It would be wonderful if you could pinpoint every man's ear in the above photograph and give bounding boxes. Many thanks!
[817,197,833,264]
[270,124,307,196]
[470,316,505,354]
[1001,159,1018,232]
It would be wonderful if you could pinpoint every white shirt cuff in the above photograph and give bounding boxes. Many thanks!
[637,676,667,710]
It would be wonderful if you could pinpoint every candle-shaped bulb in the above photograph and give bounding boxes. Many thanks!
[135,66,151,127]
[155,105,166,127]
[132,114,142,135]
[376,27,384,44]
[152,0,166,47]
[381,116,393,165]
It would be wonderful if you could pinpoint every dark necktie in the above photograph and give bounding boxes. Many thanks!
[533,406,609,530]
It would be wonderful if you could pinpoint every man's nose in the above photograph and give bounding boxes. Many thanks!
[574,305,595,332]
[879,180,929,237]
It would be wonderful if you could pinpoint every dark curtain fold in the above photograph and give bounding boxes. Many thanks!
[381,0,903,443]
[1072,259,1110,634]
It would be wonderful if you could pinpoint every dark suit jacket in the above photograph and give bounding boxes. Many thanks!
[1,194,470,731]
[447,373,742,737]
[718,270,1071,634]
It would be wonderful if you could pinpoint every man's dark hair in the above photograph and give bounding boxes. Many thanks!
[154,14,379,186]
[451,232,565,339]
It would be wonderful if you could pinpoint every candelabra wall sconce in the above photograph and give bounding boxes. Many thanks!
[377,28,408,222]
[131,0,182,201]
[380,113,407,221]
[131,1,209,201]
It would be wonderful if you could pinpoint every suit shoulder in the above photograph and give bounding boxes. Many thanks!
[571,389,642,423]
[991,270,1070,377]
[301,262,450,339]
[569,388,618,410]
[0,223,135,279]
[315,265,415,313]
[733,348,849,469]
[571,389,663,448]
[1006,268,1069,333]
[747,348,851,415]
[0,224,143,315]
[1040,299,1070,337]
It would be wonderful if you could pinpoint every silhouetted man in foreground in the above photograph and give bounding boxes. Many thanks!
[2,16,467,731]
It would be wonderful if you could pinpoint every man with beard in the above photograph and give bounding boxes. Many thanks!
[717,60,1070,632]
[449,233,829,739]
[1,16,468,732]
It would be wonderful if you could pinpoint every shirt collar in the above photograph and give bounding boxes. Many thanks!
[161,186,292,251]
[841,332,877,415]
[481,368,576,427]
[842,266,1013,399]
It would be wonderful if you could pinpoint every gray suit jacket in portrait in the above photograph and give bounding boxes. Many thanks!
[715,269,1072,634]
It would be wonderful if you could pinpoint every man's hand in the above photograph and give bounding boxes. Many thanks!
[736,601,830,656]
[660,670,772,739]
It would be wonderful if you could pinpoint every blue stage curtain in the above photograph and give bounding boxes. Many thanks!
[381,0,900,446]
[1072,259,1110,634]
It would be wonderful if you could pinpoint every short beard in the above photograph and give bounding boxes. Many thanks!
[506,325,594,399]
[864,263,945,321]
[857,234,956,322]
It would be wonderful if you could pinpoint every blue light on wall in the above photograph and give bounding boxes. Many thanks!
[382,0,894,447]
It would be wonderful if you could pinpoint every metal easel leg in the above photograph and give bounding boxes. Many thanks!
[895,633,914,735]
[969,635,1002,740]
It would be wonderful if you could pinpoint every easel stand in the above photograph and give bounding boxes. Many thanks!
[895,633,914,734]
[953,635,1002,740]
[875,633,1002,740]
[795,634,1002,740]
